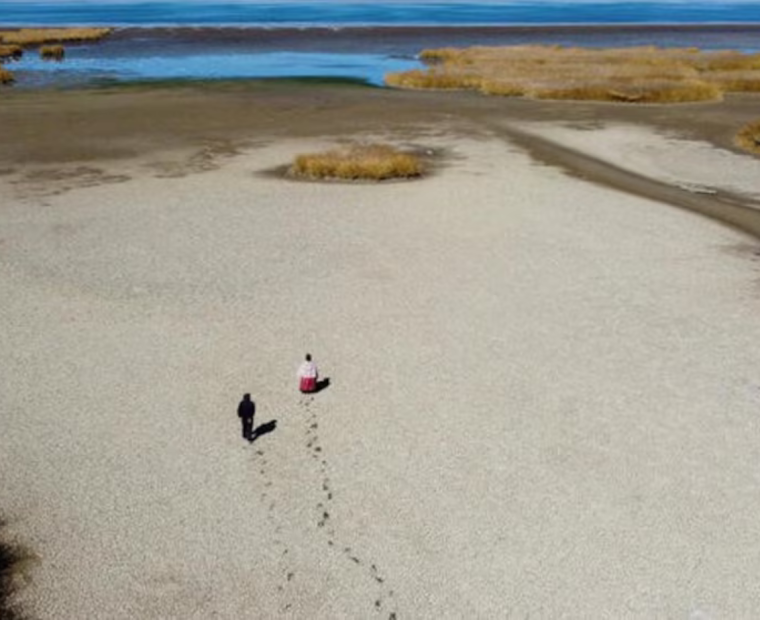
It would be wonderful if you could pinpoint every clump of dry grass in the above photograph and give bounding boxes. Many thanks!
[0,66,14,85]
[735,119,760,155]
[0,44,23,61]
[40,44,65,61]
[385,68,483,90]
[705,71,760,92]
[386,44,760,104]
[531,79,722,103]
[0,27,112,45]
[290,143,423,181]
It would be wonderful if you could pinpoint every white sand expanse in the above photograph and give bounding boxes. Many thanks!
[2,125,760,619]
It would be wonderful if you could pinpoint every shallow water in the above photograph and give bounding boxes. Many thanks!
[12,48,421,88]
[4,22,760,88]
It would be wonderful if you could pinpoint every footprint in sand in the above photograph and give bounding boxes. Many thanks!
[316,503,331,528]
[301,400,399,617]
[253,448,296,608]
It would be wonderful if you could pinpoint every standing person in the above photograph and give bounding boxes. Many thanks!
[297,353,318,394]
[237,393,256,442]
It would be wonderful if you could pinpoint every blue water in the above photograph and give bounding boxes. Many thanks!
[3,1,760,27]
[3,2,760,88]
[14,49,421,86]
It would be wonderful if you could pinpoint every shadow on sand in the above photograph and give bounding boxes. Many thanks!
[313,377,331,394]
[251,420,277,443]
[0,519,28,620]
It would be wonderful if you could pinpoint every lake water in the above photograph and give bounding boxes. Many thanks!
[3,2,760,88]
[5,1,760,27]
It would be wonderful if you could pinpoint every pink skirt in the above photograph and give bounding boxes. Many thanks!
[300,376,317,393]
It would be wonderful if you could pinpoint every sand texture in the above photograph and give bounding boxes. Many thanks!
[2,87,760,618]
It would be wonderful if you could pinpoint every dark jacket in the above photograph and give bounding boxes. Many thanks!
[238,399,255,419]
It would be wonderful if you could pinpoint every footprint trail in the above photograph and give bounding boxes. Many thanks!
[301,397,399,618]
[252,447,298,613]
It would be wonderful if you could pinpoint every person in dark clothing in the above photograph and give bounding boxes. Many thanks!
[238,393,256,442]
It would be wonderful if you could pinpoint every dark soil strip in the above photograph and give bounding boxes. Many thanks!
[498,123,760,243]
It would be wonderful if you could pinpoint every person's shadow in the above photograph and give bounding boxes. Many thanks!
[251,420,277,442]
[313,377,331,393]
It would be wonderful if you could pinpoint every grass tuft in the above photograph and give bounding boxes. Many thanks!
[384,69,483,90]
[735,119,760,155]
[704,71,760,92]
[290,143,424,181]
[0,66,14,85]
[40,44,65,61]
[386,45,760,104]
[0,44,23,61]
[0,27,112,46]
[530,79,722,103]
[479,79,527,97]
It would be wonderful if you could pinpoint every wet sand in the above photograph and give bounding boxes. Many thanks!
[2,82,760,618]
[2,82,760,228]
[0,82,758,156]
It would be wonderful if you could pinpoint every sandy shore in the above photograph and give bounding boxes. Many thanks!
[2,84,760,618]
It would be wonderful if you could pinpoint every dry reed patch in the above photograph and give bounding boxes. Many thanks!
[0,27,112,45]
[704,71,760,92]
[40,45,65,61]
[736,120,760,155]
[386,45,760,104]
[532,79,722,103]
[0,44,23,61]
[0,67,14,85]
[385,68,483,90]
[290,143,423,181]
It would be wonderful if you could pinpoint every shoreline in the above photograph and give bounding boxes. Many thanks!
[1,82,759,213]
[3,26,760,102]
[5,24,760,94]
[1,82,759,237]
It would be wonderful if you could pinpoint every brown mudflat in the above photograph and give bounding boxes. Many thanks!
[0,81,757,166]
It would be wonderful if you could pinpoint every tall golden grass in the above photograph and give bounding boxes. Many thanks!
[40,44,65,60]
[0,44,23,61]
[386,45,760,103]
[290,143,423,181]
[705,71,760,92]
[736,120,760,155]
[0,66,14,85]
[0,27,112,45]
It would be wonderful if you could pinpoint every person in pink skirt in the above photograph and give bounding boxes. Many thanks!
[297,353,319,393]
